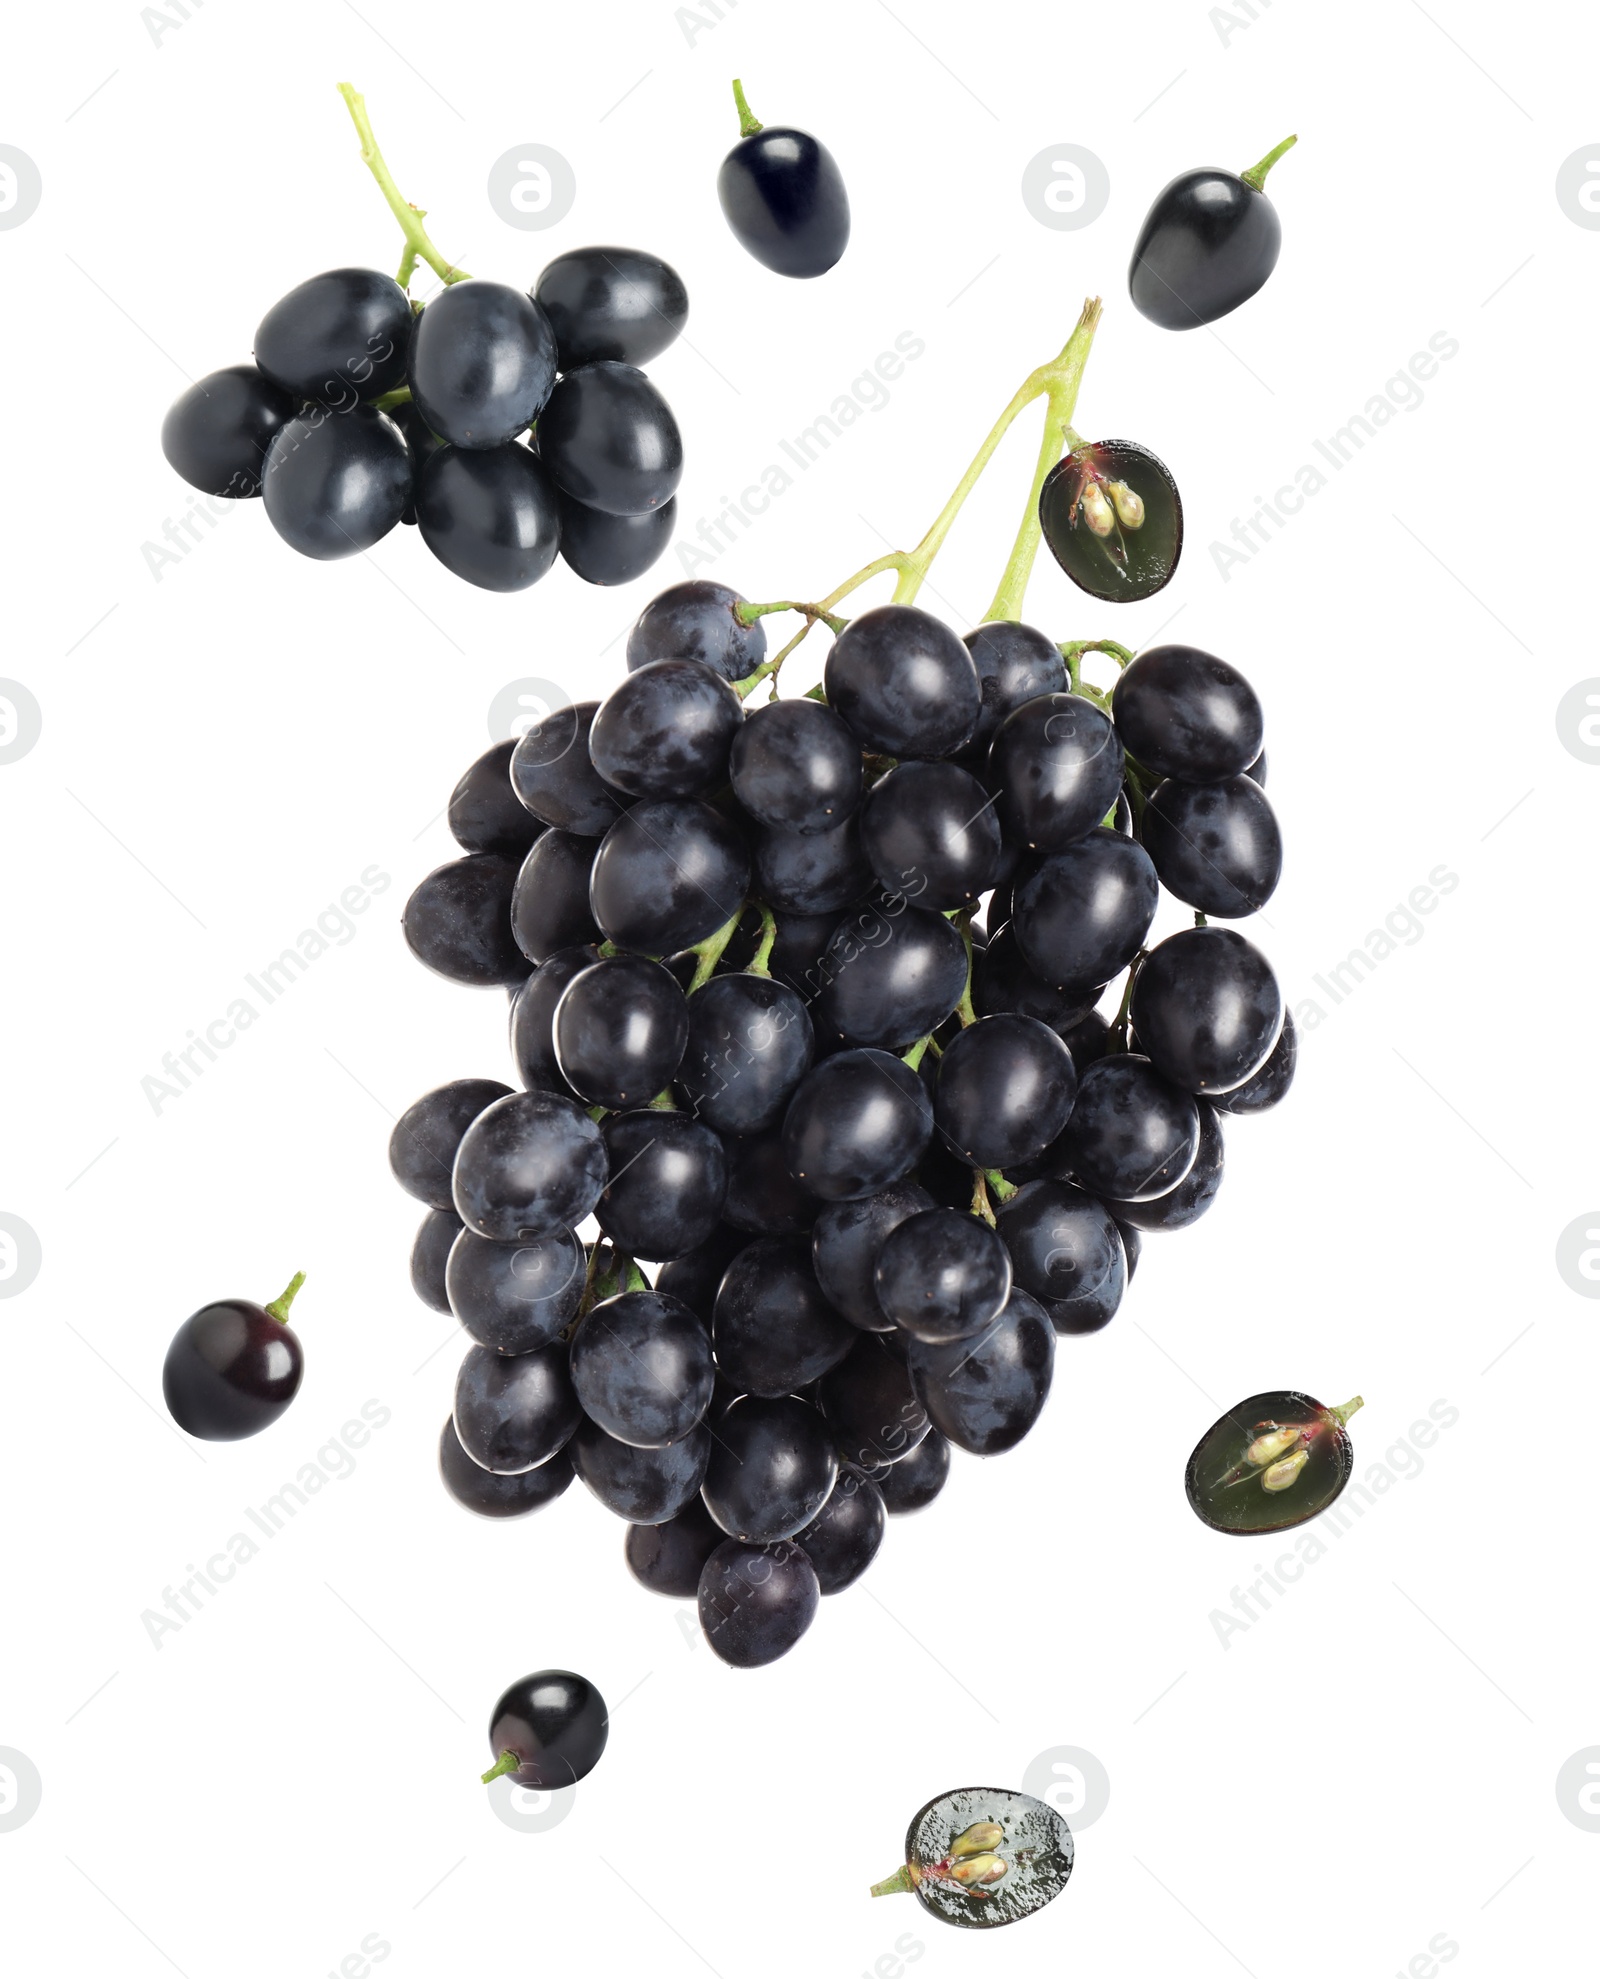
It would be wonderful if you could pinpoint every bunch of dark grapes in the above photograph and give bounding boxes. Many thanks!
[393,579,1292,1668]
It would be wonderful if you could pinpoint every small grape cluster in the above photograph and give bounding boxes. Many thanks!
[393,572,1293,1669]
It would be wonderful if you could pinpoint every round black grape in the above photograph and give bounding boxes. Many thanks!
[810,1181,933,1332]
[816,903,968,1049]
[875,1208,1012,1345]
[262,406,410,559]
[254,266,412,403]
[1104,1099,1224,1231]
[962,620,1067,754]
[875,1428,950,1514]
[553,954,689,1107]
[702,1394,838,1542]
[825,605,981,758]
[624,1496,725,1597]
[557,492,675,585]
[390,1078,513,1209]
[446,1225,585,1353]
[718,110,850,279]
[730,699,862,834]
[510,701,626,837]
[598,1110,728,1259]
[451,1090,607,1241]
[795,1467,885,1593]
[590,799,749,955]
[534,246,688,369]
[713,1236,856,1396]
[511,831,602,965]
[678,973,814,1135]
[934,1014,1077,1169]
[1010,829,1159,1000]
[817,1331,930,1470]
[1129,925,1283,1094]
[1213,1008,1296,1114]
[1056,1054,1199,1202]
[570,1417,709,1522]
[989,692,1125,852]
[453,1341,579,1473]
[1111,643,1264,783]
[859,761,1001,912]
[415,443,561,591]
[754,816,871,916]
[783,1048,933,1201]
[403,855,525,987]
[161,364,293,498]
[409,1208,460,1314]
[906,1287,1055,1455]
[698,1538,820,1666]
[589,659,743,799]
[485,1670,608,1789]
[439,1418,574,1519]
[407,279,557,448]
[570,1289,713,1447]
[538,362,683,515]
[450,740,542,860]
[997,1179,1127,1331]
[1140,774,1282,917]
[627,580,766,682]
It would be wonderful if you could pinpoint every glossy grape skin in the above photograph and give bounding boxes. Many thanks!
[1186,1391,1357,1536]
[875,1208,1013,1345]
[754,817,871,916]
[453,1341,579,1473]
[410,1208,461,1313]
[1129,169,1283,330]
[934,1015,1077,1169]
[407,280,557,447]
[1104,1100,1224,1231]
[653,1224,747,1320]
[811,1181,933,1332]
[511,832,603,965]
[971,925,1099,1036]
[962,621,1067,755]
[1213,1008,1296,1114]
[163,1298,303,1440]
[1057,1054,1199,1202]
[997,1179,1127,1330]
[487,1670,608,1789]
[254,266,412,402]
[1012,830,1159,998]
[450,740,542,860]
[859,761,1001,912]
[699,1537,820,1665]
[1129,926,1283,1095]
[509,946,597,1093]
[907,1287,1055,1456]
[446,1225,585,1353]
[825,606,981,757]
[390,1078,514,1209]
[598,1111,728,1259]
[404,855,524,987]
[816,904,968,1050]
[570,1289,713,1447]
[730,700,862,834]
[414,443,561,591]
[440,1418,574,1518]
[818,1332,930,1470]
[713,1235,856,1396]
[161,364,294,497]
[510,702,626,837]
[451,1090,608,1242]
[678,974,814,1135]
[721,1128,823,1234]
[703,1394,838,1542]
[627,580,766,682]
[590,799,750,954]
[558,492,675,585]
[718,114,850,278]
[625,1496,725,1597]
[989,693,1125,852]
[535,245,688,368]
[875,1427,949,1513]
[796,1467,885,1593]
[552,955,688,1108]
[590,659,743,799]
[1141,775,1282,917]
[538,362,683,516]
[783,1048,933,1201]
[262,406,410,558]
[571,1416,708,1522]
[1111,643,1264,782]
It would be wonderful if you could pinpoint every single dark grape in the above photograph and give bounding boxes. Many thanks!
[440,1418,574,1518]
[1056,1054,1199,1202]
[875,1427,950,1514]
[818,1332,930,1470]
[997,1179,1127,1332]
[1011,829,1159,998]
[454,1340,579,1473]
[509,945,598,1093]
[1104,1100,1224,1231]
[510,701,627,836]
[414,443,561,591]
[403,854,525,988]
[1129,148,1293,331]
[535,245,688,368]
[598,1110,728,1259]
[262,406,410,558]
[1129,925,1283,1095]
[962,621,1067,754]
[511,831,603,965]
[1186,1391,1363,1535]
[988,693,1125,852]
[934,1015,1077,1169]
[754,816,871,916]
[537,362,683,516]
[446,1225,585,1353]
[713,1235,856,1396]
[811,1181,933,1332]
[702,1394,838,1542]
[1039,439,1183,603]
[624,1496,725,1597]
[558,492,675,585]
[570,1289,713,1448]
[721,1127,823,1233]
[875,1208,1012,1345]
[730,699,862,834]
[1212,1008,1296,1114]
[1141,774,1283,917]
[971,925,1099,1036]
[450,740,542,860]
[407,280,557,448]
[552,954,689,1107]
[254,266,412,402]
[906,1287,1055,1456]
[678,973,814,1135]
[571,1416,709,1522]
[796,1466,885,1593]
[627,580,766,682]
[451,1090,607,1241]
[783,1048,933,1201]
[484,1669,607,1789]
[698,1537,820,1666]
[1110,643,1264,782]
[589,659,743,798]
[162,1274,306,1440]
[410,1208,460,1313]
[390,1078,514,1210]
[825,605,981,758]
[816,903,968,1050]
[589,799,749,954]
[717,88,850,278]
[859,761,1001,912]
[161,364,294,498]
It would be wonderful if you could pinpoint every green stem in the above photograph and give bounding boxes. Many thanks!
[870,1866,917,1898]
[1240,133,1297,194]
[748,904,778,977]
[902,1033,934,1073]
[1109,951,1145,1048]
[481,1751,519,1786]
[264,1272,306,1325]
[982,1168,1016,1202]
[731,78,763,137]
[689,909,745,991]
[649,1089,677,1110]
[337,83,470,290]
[1327,1395,1364,1428]
[954,916,978,1028]
[971,1169,995,1226]
[372,386,413,413]
[985,298,1104,623]
[622,1260,648,1293]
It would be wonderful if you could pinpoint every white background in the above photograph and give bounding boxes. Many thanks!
[2,1,1595,1973]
